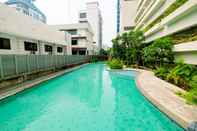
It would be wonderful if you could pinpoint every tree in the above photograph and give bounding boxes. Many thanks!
[143,37,174,68]
[111,30,145,66]
[99,48,108,56]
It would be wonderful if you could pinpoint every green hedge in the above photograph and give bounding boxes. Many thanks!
[170,25,197,44]
[144,0,188,32]
[107,59,123,69]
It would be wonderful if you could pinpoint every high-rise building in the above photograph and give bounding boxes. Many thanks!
[117,0,120,33]
[79,2,103,52]
[135,0,197,65]
[5,0,46,23]
[117,0,138,33]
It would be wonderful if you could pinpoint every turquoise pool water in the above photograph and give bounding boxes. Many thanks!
[0,64,184,131]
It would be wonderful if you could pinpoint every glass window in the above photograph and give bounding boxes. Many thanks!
[72,40,78,45]
[72,50,77,55]
[57,47,63,53]
[67,30,77,35]
[45,45,53,52]
[80,13,87,18]
[24,41,37,51]
[0,38,11,50]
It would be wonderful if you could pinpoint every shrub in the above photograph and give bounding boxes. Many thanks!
[90,56,99,63]
[189,75,197,90]
[154,67,169,80]
[107,59,123,69]
[143,37,174,68]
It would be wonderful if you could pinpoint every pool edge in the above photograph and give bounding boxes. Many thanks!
[135,69,197,129]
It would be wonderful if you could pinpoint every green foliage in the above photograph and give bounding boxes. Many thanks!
[90,57,99,63]
[143,37,174,67]
[189,75,197,89]
[166,61,197,90]
[111,30,145,66]
[144,0,188,32]
[177,89,197,105]
[154,67,169,80]
[107,59,123,69]
[99,48,108,56]
[170,25,197,44]
[154,59,197,105]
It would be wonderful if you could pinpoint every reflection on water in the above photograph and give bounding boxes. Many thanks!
[0,64,183,131]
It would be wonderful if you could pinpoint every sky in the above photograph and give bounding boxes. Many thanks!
[0,0,117,47]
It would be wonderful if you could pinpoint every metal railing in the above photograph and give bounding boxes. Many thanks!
[0,55,91,81]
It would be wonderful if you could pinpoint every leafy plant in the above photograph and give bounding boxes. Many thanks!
[111,30,145,66]
[154,67,169,80]
[107,59,123,69]
[166,61,197,90]
[143,37,174,68]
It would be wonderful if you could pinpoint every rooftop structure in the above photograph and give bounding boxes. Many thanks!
[0,3,71,55]
[5,0,46,23]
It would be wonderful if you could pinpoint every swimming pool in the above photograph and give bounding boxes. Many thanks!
[0,63,184,131]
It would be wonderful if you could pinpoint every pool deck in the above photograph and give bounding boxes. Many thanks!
[0,64,88,101]
[133,69,197,129]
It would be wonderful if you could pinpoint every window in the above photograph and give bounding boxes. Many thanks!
[79,50,86,55]
[72,50,77,55]
[57,47,63,53]
[72,40,78,45]
[67,30,77,35]
[45,45,53,52]
[80,13,87,18]
[0,38,11,50]
[24,42,37,51]
[124,26,134,31]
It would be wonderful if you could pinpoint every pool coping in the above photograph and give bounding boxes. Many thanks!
[0,63,89,101]
[106,67,197,129]
[133,69,197,129]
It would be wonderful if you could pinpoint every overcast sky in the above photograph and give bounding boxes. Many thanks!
[0,0,116,47]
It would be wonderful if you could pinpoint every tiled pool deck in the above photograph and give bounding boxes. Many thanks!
[134,69,197,129]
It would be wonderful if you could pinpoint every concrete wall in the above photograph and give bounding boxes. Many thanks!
[174,41,197,65]
[71,28,94,55]
[175,51,197,65]
[120,0,138,33]
[0,32,68,55]
[86,2,102,50]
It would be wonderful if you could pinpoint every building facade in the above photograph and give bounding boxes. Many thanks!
[5,0,46,23]
[117,0,138,33]
[51,23,95,55]
[0,3,71,55]
[135,0,197,65]
[79,2,103,52]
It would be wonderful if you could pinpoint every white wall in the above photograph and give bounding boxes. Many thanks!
[175,51,197,65]
[0,33,68,55]
[86,2,102,50]
[120,0,138,33]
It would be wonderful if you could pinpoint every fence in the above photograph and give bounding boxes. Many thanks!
[0,55,91,81]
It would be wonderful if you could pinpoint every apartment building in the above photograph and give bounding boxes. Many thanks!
[51,23,95,55]
[79,2,103,52]
[117,0,138,33]
[0,3,71,55]
[5,0,46,23]
[135,0,197,65]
